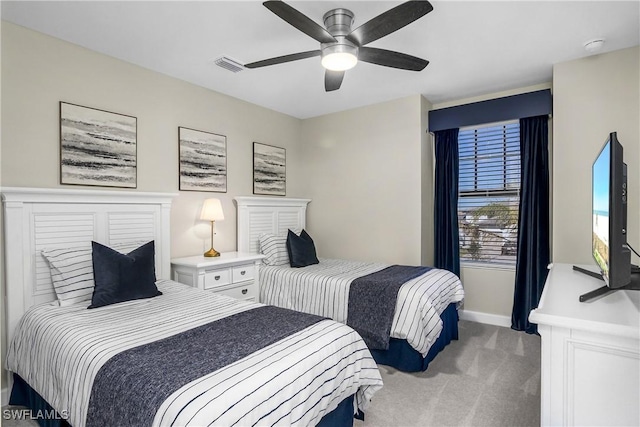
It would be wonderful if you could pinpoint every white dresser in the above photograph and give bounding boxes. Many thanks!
[529,263,640,426]
[171,252,265,302]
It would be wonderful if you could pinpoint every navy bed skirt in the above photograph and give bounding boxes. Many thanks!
[10,373,356,427]
[9,374,70,427]
[317,394,358,427]
[369,302,459,372]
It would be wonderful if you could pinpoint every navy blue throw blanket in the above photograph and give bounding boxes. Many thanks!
[86,306,325,427]
[347,265,431,350]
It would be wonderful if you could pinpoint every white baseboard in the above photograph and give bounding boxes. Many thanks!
[459,309,511,328]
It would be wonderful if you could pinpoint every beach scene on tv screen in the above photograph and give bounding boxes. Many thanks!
[593,146,610,275]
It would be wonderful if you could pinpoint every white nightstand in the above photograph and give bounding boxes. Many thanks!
[171,252,265,302]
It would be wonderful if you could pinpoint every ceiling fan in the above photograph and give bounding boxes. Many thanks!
[244,0,433,92]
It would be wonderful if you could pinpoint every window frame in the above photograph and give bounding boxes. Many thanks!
[457,119,521,268]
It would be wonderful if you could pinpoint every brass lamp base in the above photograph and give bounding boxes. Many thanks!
[204,247,220,257]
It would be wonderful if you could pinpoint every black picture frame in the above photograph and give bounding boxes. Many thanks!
[253,142,286,196]
[179,126,227,193]
[60,102,137,188]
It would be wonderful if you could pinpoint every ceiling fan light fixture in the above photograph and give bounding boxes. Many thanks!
[321,42,358,71]
[250,1,433,91]
[322,52,357,71]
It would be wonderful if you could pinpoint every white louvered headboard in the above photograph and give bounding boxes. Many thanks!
[234,196,311,254]
[2,187,177,343]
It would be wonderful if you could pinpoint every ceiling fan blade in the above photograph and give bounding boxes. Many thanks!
[325,70,345,92]
[359,47,429,71]
[264,1,337,44]
[346,1,434,46]
[244,50,321,69]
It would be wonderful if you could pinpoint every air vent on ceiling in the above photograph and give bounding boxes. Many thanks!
[214,56,245,73]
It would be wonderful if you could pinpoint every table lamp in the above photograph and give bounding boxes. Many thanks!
[200,198,224,257]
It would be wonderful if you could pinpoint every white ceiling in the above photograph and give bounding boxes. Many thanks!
[3,1,639,119]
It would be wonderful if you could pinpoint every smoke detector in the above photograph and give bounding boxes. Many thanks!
[584,38,605,53]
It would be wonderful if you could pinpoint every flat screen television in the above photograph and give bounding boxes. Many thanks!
[577,131,639,302]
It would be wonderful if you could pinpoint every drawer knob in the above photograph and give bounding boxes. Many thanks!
[240,270,246,276]
[214,275,221,280]
[242,289,248,295]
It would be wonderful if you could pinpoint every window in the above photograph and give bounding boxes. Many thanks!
[458,121,520,266]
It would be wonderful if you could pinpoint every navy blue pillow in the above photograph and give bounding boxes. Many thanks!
[286,229,319,268]
[89,241,161,309]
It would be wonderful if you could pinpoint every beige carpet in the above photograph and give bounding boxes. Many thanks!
[3,320,540,427]
[358,320,541,427]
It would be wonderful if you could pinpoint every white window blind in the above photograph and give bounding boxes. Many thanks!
[458,121,520,265]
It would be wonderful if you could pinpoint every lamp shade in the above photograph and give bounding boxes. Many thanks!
[200,198,225,221]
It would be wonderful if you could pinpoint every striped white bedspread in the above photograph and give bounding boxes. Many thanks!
[260,259,465,356]
[6,280,383,427]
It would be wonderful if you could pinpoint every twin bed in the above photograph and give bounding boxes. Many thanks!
[235,197,465,373]
[2,188,382,427]
[3,189,463,426]
[260,260,463,372]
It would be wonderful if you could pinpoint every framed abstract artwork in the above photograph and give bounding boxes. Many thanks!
[60,102,137,188]
[179,127,227,192]
[253,142,286,196]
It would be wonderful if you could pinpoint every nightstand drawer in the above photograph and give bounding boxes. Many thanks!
[204,268,231,289]
[219,282,258,301]
[232,265,255,283]
[171,252,265,301]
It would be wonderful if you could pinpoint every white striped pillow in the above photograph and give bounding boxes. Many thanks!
[41,241,150,306]
[259,231,300,266]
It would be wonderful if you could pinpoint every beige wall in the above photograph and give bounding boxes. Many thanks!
[0,22,305,391]
[552,46,640,265]
[421,95,434,266]
[459,266,517,317]
[299,95,424,266]
[1,22,304,259]
[431,83,552,318]
[0,14,5,392]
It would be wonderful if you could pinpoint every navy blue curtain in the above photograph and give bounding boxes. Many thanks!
[434,128,460,277]
[511,115,550,334]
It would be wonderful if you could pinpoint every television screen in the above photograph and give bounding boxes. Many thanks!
[592,140,611,283]
[582,132,637,302]
[591,132,631,290]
